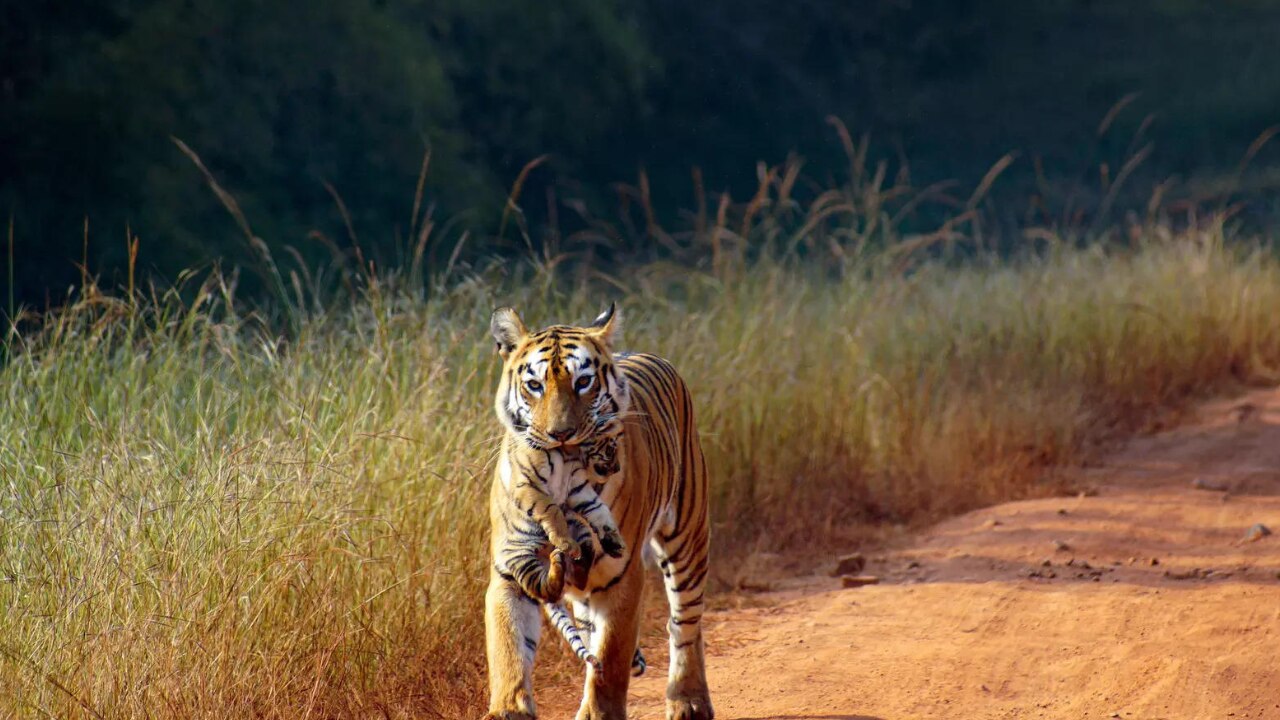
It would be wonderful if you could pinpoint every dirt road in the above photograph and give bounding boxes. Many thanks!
[545,387,1280,719]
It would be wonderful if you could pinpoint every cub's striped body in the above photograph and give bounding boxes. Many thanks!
[494,436,626,604]
[543,435,632,674]
[542,433,646,678]
[485,305,713,720]
[496,438,625,674]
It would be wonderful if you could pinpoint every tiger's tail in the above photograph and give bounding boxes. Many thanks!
[631,647,647,677]
[545,602,600,672]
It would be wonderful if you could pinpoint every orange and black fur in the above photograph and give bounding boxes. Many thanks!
[485,304,713,720]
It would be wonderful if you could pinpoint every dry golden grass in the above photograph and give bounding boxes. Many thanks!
[4,141,1280,717]
[3,223,1279,718]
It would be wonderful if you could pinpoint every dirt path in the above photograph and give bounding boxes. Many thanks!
[544,387,1280,719]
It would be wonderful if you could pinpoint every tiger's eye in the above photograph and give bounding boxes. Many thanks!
[575,376,593,391]
[526,380,543,393]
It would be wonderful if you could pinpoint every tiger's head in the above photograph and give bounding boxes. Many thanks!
[490,303,629,449]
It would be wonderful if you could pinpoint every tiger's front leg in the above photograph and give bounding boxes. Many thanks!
[574,559,645,720]
[484,569,543,720]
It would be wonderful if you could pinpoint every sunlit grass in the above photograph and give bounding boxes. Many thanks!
[1,220,1277,717]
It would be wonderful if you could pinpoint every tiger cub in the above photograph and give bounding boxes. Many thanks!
[538,433,625,672]
[579,431,622,480]
[502,432,624,673]
[500,434,626,592]
[580,433,648,678]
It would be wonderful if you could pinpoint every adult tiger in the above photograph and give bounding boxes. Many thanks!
[484,303,714,720]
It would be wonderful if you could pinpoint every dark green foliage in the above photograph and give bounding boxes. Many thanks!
[0,0,656,303]
[3,1,1280,306]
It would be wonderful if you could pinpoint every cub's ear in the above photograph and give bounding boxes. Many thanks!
[588,302,622,347]
[490,307,527,357]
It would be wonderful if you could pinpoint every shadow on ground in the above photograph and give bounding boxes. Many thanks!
[735,716,882,720]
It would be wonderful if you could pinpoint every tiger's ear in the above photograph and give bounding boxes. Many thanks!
[588,302,622,347]
[490,307,527,357]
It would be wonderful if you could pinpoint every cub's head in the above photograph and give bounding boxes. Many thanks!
[490,303,629,448]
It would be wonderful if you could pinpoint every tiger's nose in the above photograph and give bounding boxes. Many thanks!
[550,428,576,442]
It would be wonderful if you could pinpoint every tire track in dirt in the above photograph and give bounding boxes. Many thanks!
[546,387,1280,719]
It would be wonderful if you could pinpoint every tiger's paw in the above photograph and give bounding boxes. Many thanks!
[665,695,714,720]
[599,528,626,558]
[574,705,626,720]
[631,647,647,677]
[483,712,537,720]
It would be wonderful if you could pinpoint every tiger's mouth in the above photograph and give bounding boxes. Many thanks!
[525,413,619,450]
[525,427,586,450]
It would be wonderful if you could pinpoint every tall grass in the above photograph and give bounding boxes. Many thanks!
[4,138,1280,716]
[2,226,1278,717]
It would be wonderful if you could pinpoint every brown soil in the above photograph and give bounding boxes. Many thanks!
[542,387,1280,719]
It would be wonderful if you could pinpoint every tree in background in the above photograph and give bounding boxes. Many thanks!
[0,0,654,302]
[3,0,1280,306]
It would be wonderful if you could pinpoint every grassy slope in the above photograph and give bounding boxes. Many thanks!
[1,230,1279,717]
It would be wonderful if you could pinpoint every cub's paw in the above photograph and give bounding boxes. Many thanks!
[554,538,583,561]
[532,550,566,603]
[549,548,568,569]
[483,712,536,720]
[599,528,626,558]
[565,543,595,591]
[592,459,620,477]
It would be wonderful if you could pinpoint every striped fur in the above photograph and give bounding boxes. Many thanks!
[499,444,624,674]
[580,432,622,480]
[544,601,648,677]
[494,439,627,605]
[545,601,600,672]
[484,304,713,720]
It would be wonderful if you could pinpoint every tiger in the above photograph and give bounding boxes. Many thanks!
[485,303,714,720]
